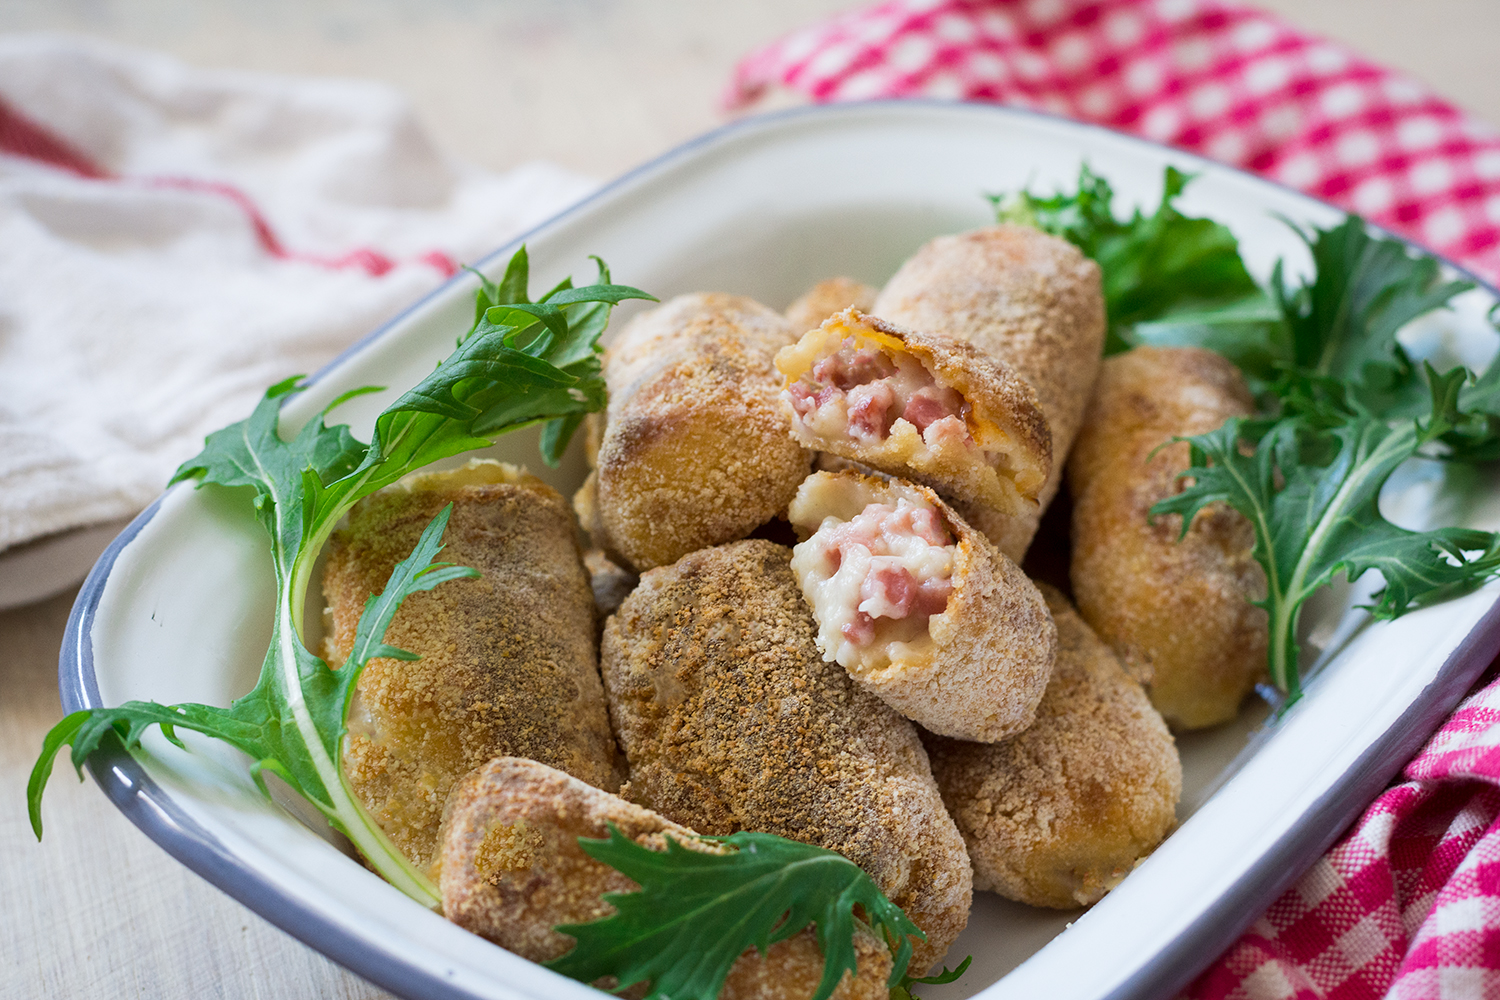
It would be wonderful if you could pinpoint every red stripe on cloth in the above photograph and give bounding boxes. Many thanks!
[0,95,111,178]
[0,95,456,278]
[144,176,290,257]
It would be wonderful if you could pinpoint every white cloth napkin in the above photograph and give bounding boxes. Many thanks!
[0,34,596,556]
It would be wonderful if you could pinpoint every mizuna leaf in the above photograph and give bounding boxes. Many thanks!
[1271,216,1474,419]
[1151,367,1500,700]
[546,826,923,1000]
[31,249,653,910]
[1446,355,1500,462]
[993,164,1274,357]
[344,505,478,672]
[891,955,973,1000]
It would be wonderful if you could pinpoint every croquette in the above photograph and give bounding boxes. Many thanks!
[777,308,1051,519]
[322,460,624,873]
[439,757,892,1000]
[600,539,972,974]
[873,225,1106,562]
[923,584,1181,908]
[578,293,812,571]
[787,470,1057,742]
[1068,346,1268,729]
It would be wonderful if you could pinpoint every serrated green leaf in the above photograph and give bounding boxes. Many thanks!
[992,164,1272,356]
[1438,345,1500,462]
[345,505,478,677]
[1152,371,1500,699]
[998,165,1500,705]
[1128,292,1287,380]
[539,412,587,468]
[1285,217,1472,381]
[891,955,973,999]
[1263,216,1475,423]
[32,248,654,911]
[545,826,922,1000]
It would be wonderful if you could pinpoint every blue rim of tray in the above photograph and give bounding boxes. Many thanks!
[58,98,1500,1000]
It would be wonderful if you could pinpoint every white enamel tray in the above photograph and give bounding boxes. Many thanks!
[63,101,1500,1000]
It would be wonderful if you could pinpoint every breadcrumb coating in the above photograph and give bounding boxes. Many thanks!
[776,308,1051,516]
[322,460,624,873]
[785,277,878,332]
[924,584,1181,909]
[438,758,891,1000]
[1068,346,1268,729]
[600,539,972,974]
[873,225,1105,562]
[583,293,812,571]
[787,471,1057,742]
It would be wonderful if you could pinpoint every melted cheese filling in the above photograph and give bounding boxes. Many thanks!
[784,338,971,453]
[791,497,955,669]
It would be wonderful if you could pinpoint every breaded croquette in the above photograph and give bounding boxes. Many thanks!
[873,225,1106,562]
[924,584,1181,909]
[578,293,812,571]
[777,308,1051,519]
[600,539,972,974]
[784,277,879,332]
[439,758,892,1000]
[1068,346,1268,729]
[787,470,1056,743]
[322,460,624,873]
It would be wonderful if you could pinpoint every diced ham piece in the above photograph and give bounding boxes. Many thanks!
[915,580,953,618]
[843,611,877,646]
[847,381,896,440]
[862,559,917,619]
[901,387,963,433]
[812,346,897,389]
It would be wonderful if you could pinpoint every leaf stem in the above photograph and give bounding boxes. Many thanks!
[1274,424,1415,692]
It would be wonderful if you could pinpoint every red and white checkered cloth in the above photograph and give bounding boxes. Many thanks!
[1190,678,1500,999]
[729,3,1500,996]
[727,0,1500,287]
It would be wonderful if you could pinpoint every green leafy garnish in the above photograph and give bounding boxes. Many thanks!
[546,825,925,1000]
[28,248,653,905]
[999,165,1500,700]
[892,955,973,999]
[1448,353,1500,462]
[993,164,1276,357]
[996,166,1478,406]
[1153,365,1500,701]
[1267,216,1474,420]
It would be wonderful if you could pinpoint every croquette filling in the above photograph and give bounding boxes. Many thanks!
[785,338,972,452]
[791,497,955,669]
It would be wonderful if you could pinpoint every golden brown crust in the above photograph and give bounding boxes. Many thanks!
[785,277,879,332]
[873,225,1106,561]
[600,540,972,973]
[924,584,1180,909]
[1067,346,1268,729]
[585,293,812,571]
[776,308,1052,515]
[322,461,624,872]
[787,471,1057,742]
[439,758,891,999]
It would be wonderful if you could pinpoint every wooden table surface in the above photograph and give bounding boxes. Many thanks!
[3,2,1499,998]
